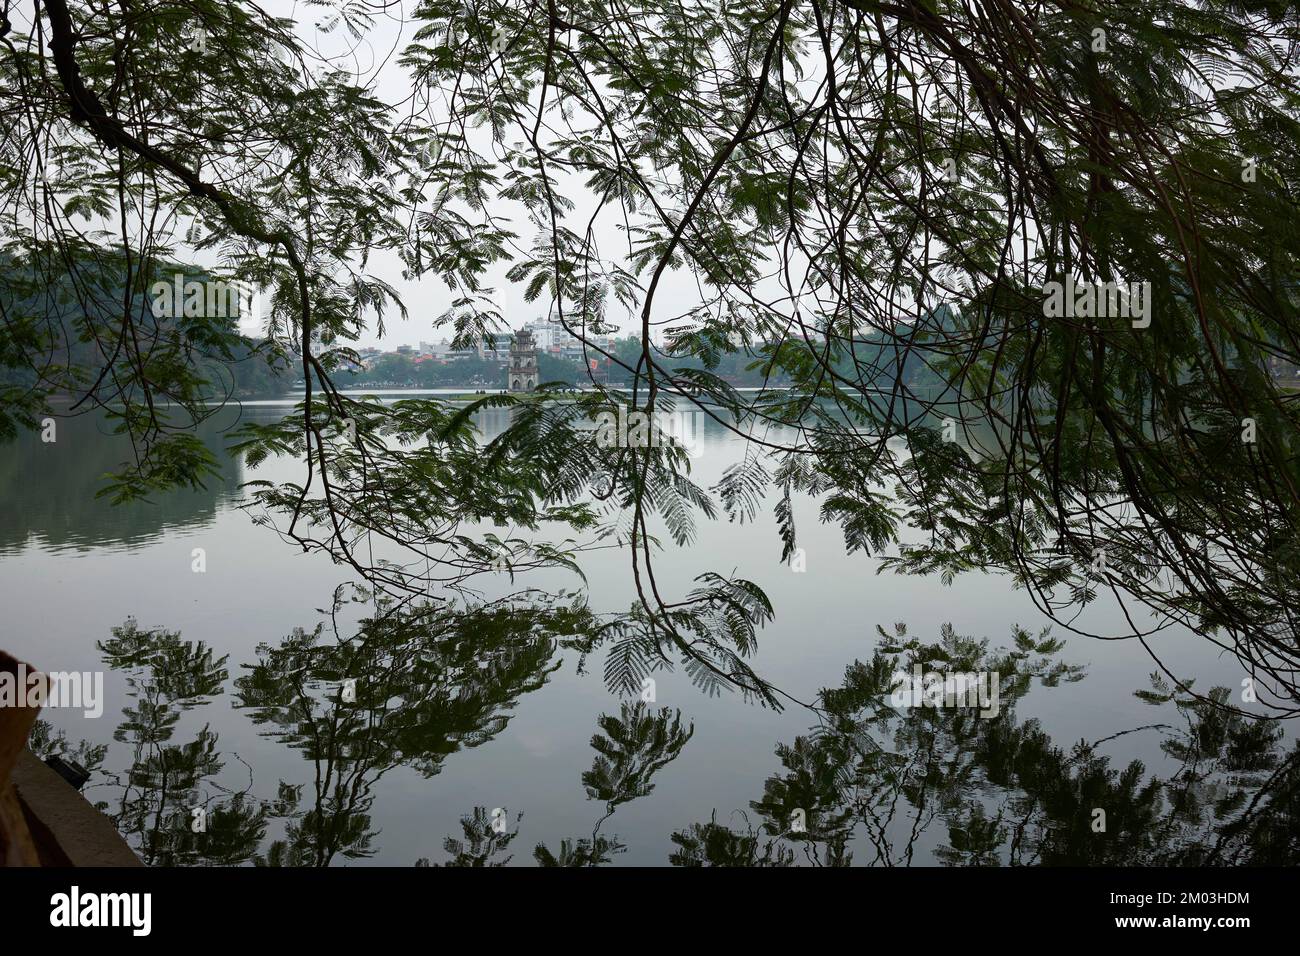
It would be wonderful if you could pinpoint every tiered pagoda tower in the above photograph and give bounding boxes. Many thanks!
[507,329,538,392]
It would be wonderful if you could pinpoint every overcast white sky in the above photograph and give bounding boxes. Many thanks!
[258,0,708,349]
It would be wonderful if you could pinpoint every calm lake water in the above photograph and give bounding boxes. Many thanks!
[0,397,1266,865]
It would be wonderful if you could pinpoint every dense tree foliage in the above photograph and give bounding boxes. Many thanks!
[3,0,1300,711]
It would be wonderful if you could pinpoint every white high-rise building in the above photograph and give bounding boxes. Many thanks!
[524,313,582,354]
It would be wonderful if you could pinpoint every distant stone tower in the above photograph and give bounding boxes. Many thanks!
[507,329,539,392]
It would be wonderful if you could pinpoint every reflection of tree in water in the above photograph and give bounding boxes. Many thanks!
[421,701,695,867]
[52,610,1300,866]
[69,585,606,866]
[234,584,596,866]
[92,619,267,866]
[419,624,1298,867]
[668,624,1300,867]
[0,411,244,554]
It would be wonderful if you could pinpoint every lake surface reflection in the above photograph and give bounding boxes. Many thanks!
[3,399,1292,865]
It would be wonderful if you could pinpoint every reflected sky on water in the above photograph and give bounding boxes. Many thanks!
[2,398,1280,865]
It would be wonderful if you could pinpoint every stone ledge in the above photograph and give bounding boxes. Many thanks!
[11,751,141,867]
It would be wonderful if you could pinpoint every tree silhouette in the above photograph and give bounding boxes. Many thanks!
[672,623,1300,866]
[6,0,1300,810]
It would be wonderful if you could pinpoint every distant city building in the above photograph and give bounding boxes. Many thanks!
[482,332,512,363]
[523,316,575,353]
[359,319,616,378]
[521,313,615,362]
[1269,355,1300,380]
[419,338,474,359]
[507,329,539,392]
[446,344,482,361]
